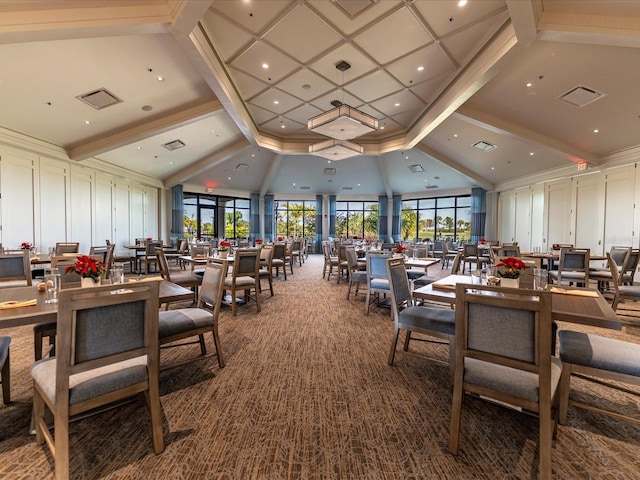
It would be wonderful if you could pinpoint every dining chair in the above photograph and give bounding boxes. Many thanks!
[54,242,80,256]
[223,248,261,316]
[291,239,304,266]
[386,257,455,370]
[0,250,32,288]
[449,284,560,480]
[30,282,164,480]
[461,243,490,273]
[345,246,367,300]
[365,251,391,315]
[0,336,11,404]
[321,241,338,281]
[548,248,590,286]
[498,245,521,257]
[284,241,295,275]
[158,261,227,370]
[336,244,350,284]
[140,240,162,274]
[257,244,274,297]
[441,242,457,269]
[271,243,288,280]
[155,247,201,306]
[89,245,115,278]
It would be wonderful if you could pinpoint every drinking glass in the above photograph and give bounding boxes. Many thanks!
[44,272,60,303]
[110,265,125,285]
[533,268,548,290]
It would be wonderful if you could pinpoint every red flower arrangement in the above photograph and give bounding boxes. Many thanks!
[219,241,233,252]
[65,255,105,282]
[394,244,407,254]
[277,236,284,241]
[20,242,33,250]
[495,256,529,279]
[479,238,486,244]
[255,239,263,245]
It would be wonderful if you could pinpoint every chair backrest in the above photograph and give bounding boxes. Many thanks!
[89,245,115,277]
[55,281,159,398]
[498,246,521,257]
[191,244,210,258]
[0,250,32,286]
[273,243,287,261]
[145,241,162,256]
[198,262,227,312]
[622,249,640,281]
[558,247,590,273]
[155,247,171,281]
[345,246,360,270]
[386,257,412,316]
[454,283,553,379]
[381,243,396,252]
[259,244,274,268]
[233,248,260,278]
[463,243,478,256]
[177,239,188,254]
[609,246,632,267]
[338,244,348,264]
[55,242,80,255]
[450,253,462,274]
[366,251,391,282]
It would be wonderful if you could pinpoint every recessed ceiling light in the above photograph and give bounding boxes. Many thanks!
[227,177,231,180]
[380,125,385,129]
[274,100,279,105]
[292,183,296,186]
[458,0,467,6]
[530,152,534,156]
[491,167,495,170]
[593,129,599,133]
[394,103,400,107]
[453,134,458,138]
[137,146,142,150]
[526,82,533,87]
[262,63,269,69]
[84,120,91,125]
[156,76,164,81]
[417,66,424,71]
[211,130,215,134]
[281,124,285,128]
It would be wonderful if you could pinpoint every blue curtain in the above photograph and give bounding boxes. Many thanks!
[378,195,388,240]
[171,184,183,246]
[329,195,336,237]
[264,194,274,242]
[315,194,323,253]
[392,195,402,242]
[250,193,260,243]
[471,187,487,242]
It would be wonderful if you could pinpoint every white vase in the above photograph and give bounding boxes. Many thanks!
[219,250,228,259]
[500,277,520,288]
[81,277,101,288]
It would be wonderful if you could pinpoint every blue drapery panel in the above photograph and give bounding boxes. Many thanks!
[171,184,184,245]
[378,195,388,240]
[263,194,274,242]
[315,194,323,253]
[392,194,402,242]
[329,195,336,237]
[250,193,260,243]
[471,187,487,242]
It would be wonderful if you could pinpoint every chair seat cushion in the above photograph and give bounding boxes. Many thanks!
[370,278,390,290]
[464,356,562,402]
[406,270,425,280]
[225,276,256,288]
[350,271,368,282]
[30,355,148,405]
[0,336,10,367]
[272,259,285,267]
[413,275,433,287]
[159,308,213,339]
[559,330,640,377]
[618,285,640,298]
[169,273,202,288]
[399,306,455,336]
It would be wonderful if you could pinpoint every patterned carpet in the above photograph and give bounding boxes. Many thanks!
[1,255,639,479]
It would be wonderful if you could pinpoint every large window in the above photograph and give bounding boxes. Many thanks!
[335,201,378,239]
[402,195,471,242]
[275,200,316,238]
[183,193,250,241]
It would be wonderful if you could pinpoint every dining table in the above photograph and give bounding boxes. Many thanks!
[413,274,621,331]
[519,251,608,271]
[0,280,194,330]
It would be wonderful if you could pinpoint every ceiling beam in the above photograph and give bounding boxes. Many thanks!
[68,99,223,161]
[414,143,494,191]
[259,153,283,197]
[163,137,251,188]
[455,105,600,165]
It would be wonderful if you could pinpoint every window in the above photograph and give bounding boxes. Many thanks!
[183,193,249,241]
[275,200,316,238]
[335,201,378,239]
[402,195,471,242]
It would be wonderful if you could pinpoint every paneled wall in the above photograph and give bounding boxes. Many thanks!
[498,164,639,254]
[0,145,159,256]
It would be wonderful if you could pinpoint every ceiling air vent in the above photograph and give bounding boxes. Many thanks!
[472,140,496,152]
[408,164,424,173]
[162,139,186,151]
[558,85,605,107]
[342,186,353,191]
[235,163,249,172]
[77,88,122,110]
[425,185,439,189]
[300,186,311,190]
[324,168,336,176]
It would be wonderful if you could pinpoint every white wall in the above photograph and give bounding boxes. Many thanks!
[0,143,160,254]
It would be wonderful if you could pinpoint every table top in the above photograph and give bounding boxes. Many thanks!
[0,280,194,330]
[404,258,440,269]
[413,274,621,330]
[520,252,607,261]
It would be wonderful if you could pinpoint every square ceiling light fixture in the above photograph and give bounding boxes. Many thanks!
[309,139,363,161]
[308,104,378,140]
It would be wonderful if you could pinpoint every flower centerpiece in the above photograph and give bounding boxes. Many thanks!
[277,236,284,241]
[392,244,407,256]
[495,256,529,287]
[218,240,233,258]
[20,242,33,250]
[479,237,486,244]
[66,255,105,285]
[255,239,263,245]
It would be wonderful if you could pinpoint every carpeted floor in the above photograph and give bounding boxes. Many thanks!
[1,255,639,479]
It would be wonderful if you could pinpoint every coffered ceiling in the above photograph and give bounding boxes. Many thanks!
[1,1,640,197]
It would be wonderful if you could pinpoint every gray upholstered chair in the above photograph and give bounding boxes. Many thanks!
[498,245,521,257]
[321,241,338,281]
[140,240,162,274]
[155,247,200,307]
[386,257,455,369]
[548,248,590,286]
[223,248,261,315]
[30,282,164,480]
[258,244,274,297]
[272,243,288,280]
[448,284,560,480]
[158,261,227,370]
[0,336,11,404]
[365,251,391,315]
[558,328,640,427]
[54,242,80,255]
[0,250,32,288]
[345,246,367,300]
[461,243,490,273]
[441,242,457,269]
